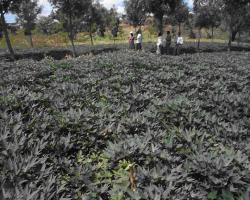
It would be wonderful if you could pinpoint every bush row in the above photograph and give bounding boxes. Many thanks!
[1,42,250,61]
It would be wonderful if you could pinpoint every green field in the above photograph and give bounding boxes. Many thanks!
[1,47,249,199]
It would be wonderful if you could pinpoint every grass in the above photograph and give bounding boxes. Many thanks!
[0,24,247,49]
[0,30,69,48]
[0,31,228,49]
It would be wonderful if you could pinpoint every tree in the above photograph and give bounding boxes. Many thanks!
[107,7,119,30]
[16,0,42,48]
[237,9,250,44]
[124,0,181,33]
[185,12,196,39]
[194,0,221,40]
[0,20,3,39]
[95,4,109,37]
[173,2,189,33]
[207,5,220,39]
[194,2,209,49]
[124,0,146,30]
[37,16,62,35]
[0,0,22,59]
[111,17,120,43]
[144,0,181,33]
[216,0,250,50]
[49,0,92,57]
[194,0,221,49]
[81,2,106,45]
[105,6,120,42]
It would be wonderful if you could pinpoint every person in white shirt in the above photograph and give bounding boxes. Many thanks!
[175,32,184,55]
[136,30,142,50]
[156,32,163,54]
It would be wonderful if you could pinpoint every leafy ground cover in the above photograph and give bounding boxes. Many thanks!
[0,50,250,199]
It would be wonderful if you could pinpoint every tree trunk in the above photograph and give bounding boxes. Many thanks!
[178,23,181,33]
[154,13,163,33]
[237,32,241,47]
[89,32,94,46]
[211,26,214,42]
[232,30,237,42]
[228,27,232,51]
[228,37,232,51]
[69,35,76,57]
[0,11,15,60]
[89,24,94,46]
[28,33,34,48]
[197,28,201,50]
[69,13,77,57]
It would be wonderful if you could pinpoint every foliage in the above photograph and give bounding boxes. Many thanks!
[185,13,196,39]
[215,0,250,49]
[144,0,181,32]
[36,16,63,35]
[0,49,250,199]
[15,0,42,47]
[125,0,182,33]
[94,3,110,37]
[107,7,120,38]
[172,1,189,32]
[16,0,41,36]
[194,0,221,31]
[81,2,108,45]
[0,0,22,14]
[49,0,92,56]
[124,0,146,28]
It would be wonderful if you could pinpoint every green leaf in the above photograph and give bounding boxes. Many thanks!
[222,191,234,200]
[208,191,218,199]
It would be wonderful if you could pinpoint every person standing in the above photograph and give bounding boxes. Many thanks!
[156,32,163,54]
[128,32,135,50]
[136,30,142,51]
[165,31,172,55]
[175,32,183,55]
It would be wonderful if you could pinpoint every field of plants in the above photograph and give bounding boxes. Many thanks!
[0,48,250,199]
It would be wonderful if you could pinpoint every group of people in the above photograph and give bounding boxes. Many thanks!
[128,30,184,55]
[128,30,142,51]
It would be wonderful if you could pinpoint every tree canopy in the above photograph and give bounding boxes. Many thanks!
[173,2,189,33]
[16,0,42,47]
[199,0,250,50]
[145,0,181,32]
[124,0,146,28]
[81,2,106,45]
[124,0,182,32]
[49,0,92,56]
